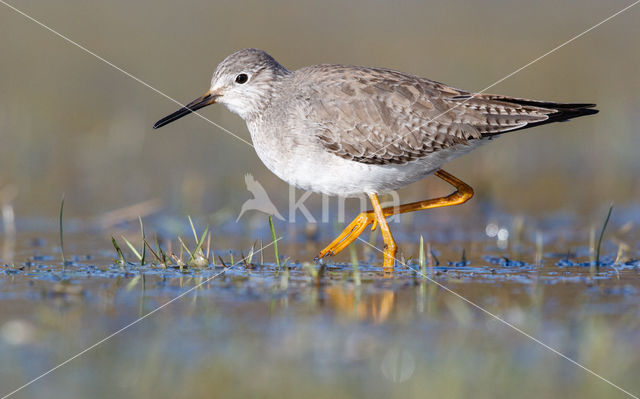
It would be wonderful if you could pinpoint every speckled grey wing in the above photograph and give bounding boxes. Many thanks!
[298,65,596,165]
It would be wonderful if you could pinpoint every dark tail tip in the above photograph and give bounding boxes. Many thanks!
[499,98,599,122]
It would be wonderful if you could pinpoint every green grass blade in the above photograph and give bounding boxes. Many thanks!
[188,215,198,242]
[178,236,193,260]
[269,216,281,269]
[595,204,613,269]
[139,216,146,266]
[155,235,167,265]
[143,239,162,263]
[59,194,65,265]
[121,235,142,261]
[205,232,211,260]
[247,242,256,265]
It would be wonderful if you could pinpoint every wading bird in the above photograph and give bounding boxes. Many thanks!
[154,49,597,269]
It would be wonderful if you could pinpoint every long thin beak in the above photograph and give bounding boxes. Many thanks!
[153,91,217,129]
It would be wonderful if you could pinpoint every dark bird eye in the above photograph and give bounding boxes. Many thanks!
[235,74,248,84]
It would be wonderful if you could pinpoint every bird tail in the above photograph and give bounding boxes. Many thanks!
[482,96,599,131]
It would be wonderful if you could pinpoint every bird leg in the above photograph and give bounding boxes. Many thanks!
[369,193,397,269]
[382,170,474,215]
[316,169,474,268]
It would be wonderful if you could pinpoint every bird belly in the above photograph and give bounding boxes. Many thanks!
[253,137,484,197]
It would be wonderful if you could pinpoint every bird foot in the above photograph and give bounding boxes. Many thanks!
[316,212,377,260]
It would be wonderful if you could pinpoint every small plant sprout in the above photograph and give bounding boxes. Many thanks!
[152,235,169,267]
[240,251,249,268]
[208,232,216,267]
[170,251,185,271]
[143,239,165,267]
[121,235,143,263]
[174,216,211,267]
[188,215,198,241]
[178,236,192,260]
[119,217,147,265]
[246,242,256,265]
[595,204,613,270]
[189,223,210,268]
[205,232,211,261]
[269,216,281,269]
[111,236,126,266]
[59,194,66,265]
[139,216,146,266]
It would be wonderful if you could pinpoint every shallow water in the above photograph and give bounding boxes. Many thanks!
[1,210,639,399]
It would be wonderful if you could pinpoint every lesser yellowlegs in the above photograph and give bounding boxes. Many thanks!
[154,48,598,268]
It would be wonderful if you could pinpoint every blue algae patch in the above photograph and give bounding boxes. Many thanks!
[555,258,617,268]
[482,256,528,267]
[447,260,471,267]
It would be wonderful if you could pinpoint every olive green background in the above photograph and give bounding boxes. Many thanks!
[1,0,638,219]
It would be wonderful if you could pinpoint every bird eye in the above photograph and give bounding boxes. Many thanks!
[235,73,248,84]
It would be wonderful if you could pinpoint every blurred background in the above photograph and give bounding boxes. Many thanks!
[0,0,638,222]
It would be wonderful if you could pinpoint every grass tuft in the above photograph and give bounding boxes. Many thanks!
[143,239,163,265]
[178,236,192,260]
[155,235,168,266]
[189,224,209,266]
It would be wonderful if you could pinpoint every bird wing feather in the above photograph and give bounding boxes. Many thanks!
[296,65,556,165]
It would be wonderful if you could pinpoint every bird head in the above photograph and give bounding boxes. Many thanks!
[153,49,289,128]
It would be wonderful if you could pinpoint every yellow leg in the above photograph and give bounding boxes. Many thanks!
[316,169,474,265]
[369,193,397,269]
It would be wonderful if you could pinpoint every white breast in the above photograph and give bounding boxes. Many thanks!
[249,121,487,197]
